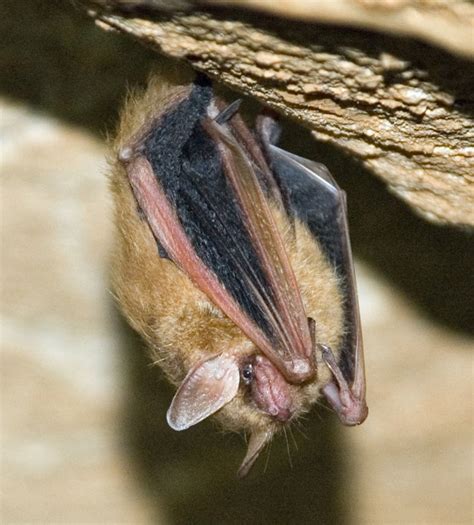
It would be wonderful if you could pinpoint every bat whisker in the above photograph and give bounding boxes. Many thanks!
[292,421,309,441]
[263,438,273,474]
[283,427,293,469]
[288,425,298,452]
[315,398,335,416]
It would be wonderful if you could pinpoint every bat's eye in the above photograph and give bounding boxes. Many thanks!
[241,363,254,385]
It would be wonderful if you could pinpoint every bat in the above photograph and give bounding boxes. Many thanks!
[110,71,367,477]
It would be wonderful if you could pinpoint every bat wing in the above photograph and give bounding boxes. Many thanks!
[205,119,315,381]
[122,81,314,384]
[265,145,367,424]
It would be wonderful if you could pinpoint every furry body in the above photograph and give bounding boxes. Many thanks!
[109,70,365,474]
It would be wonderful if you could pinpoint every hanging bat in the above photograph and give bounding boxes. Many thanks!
[110,71,367,477]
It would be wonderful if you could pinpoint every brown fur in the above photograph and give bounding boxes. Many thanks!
[109,70,344,435]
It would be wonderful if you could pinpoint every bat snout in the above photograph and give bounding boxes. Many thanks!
[268,404,293,424]
[251,355,294,423]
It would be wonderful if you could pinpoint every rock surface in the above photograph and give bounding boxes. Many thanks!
[1,101,153,523]
[84,0,474,226]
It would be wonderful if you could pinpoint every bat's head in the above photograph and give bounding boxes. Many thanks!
[165,342,297,476]
[164,349,310,479]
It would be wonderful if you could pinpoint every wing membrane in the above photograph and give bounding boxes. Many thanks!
[266,145,365,395]
[125,155,276,361]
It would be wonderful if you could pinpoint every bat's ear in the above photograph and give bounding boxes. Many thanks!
[166,353,240,431]
[238,429,273,477]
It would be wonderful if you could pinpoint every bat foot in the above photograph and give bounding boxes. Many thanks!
[320,345,368,426]
[256,112,281,146]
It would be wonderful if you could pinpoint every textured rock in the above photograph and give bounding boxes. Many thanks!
[87,0,474,57]
[0,101,153,524]
[83,1,474,226]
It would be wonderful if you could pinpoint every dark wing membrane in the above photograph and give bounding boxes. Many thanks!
[266,145,364,387]
[138,81,314,382]
[126,155,277,362]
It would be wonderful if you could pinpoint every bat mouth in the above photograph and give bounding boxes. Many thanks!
[267,405,293,423]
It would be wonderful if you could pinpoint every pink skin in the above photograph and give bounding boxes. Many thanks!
[250,355,294,423]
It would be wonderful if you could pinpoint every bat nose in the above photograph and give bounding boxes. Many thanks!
[252,355,294,422]
[272,405,293,423]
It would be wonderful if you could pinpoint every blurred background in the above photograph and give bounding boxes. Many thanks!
[1,1,473,523]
